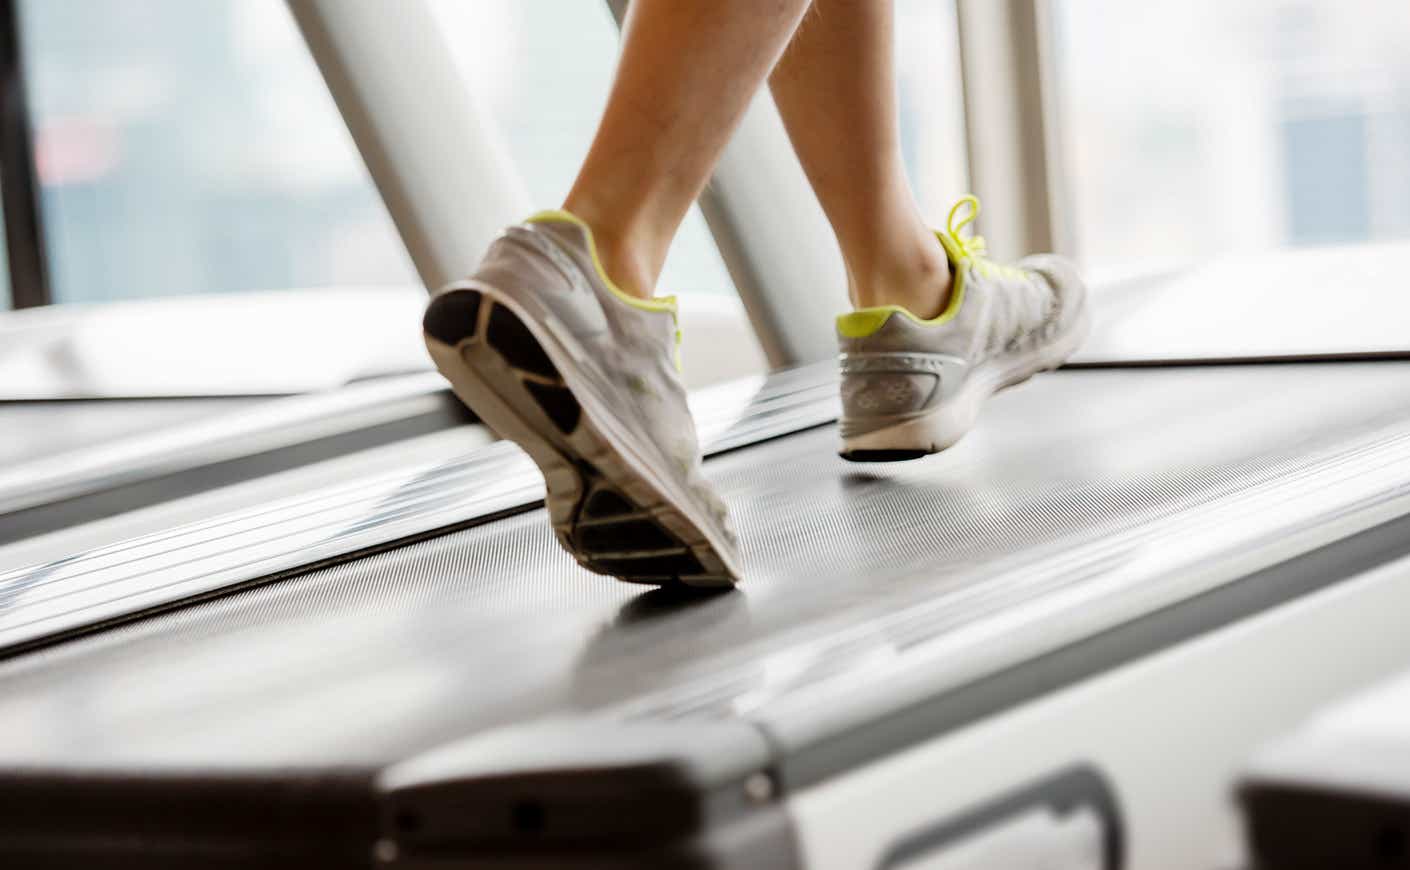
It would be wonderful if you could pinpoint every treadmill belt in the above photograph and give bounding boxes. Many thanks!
[0,367,835,655]
[2,362,1409,779]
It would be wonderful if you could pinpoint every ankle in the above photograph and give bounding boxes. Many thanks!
[847,233,954,319]
[561,196,668,300]
[586,225,660,301]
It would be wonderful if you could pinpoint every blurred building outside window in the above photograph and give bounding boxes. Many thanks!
[20,0,414,305]
[1053,0,1410,274]
[18,0,968,310]
[14,0,1407,316]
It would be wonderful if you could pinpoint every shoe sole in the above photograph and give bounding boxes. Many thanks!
[840,305,1093,462]
[424,287,739,588]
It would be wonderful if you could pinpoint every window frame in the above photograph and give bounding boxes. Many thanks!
[954,0,1065,260]
[0,0,50,308]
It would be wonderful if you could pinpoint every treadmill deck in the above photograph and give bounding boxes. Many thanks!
[2,362,1409,780]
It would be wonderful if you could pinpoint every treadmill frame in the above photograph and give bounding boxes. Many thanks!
[7,362,1410,869]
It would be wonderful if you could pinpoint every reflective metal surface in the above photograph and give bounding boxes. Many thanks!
[0,363,1407,781]
[0,424,495,578]
[0,372,450,517]
[0,365,837,655]
[0,397,258,468]
[1073,242,1410,365]
[0,287,433,399]
[0,287,764,399]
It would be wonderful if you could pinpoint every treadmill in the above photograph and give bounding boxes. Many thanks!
[4,354,1410,868]
[4,3,1410,868]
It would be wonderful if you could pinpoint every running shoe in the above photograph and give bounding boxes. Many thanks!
[422,211,740,587]
[837,196,1090,461]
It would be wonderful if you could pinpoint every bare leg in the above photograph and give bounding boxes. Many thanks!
[770,0,954,317]
[563,0,812,299]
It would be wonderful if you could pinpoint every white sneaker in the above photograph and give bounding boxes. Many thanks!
[423,211,740,587]
[837,196,1091,460]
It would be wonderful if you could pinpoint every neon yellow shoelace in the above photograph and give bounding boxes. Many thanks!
[942,195,1027,281]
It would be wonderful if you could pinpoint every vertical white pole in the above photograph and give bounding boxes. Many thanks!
[287,0,532,293]
[956,0,1064,259]
[696,98,850,367]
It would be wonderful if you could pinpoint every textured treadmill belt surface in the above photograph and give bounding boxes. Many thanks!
[1,364,1409,778]
[1073,241,1410,364]
[0,367,834,655]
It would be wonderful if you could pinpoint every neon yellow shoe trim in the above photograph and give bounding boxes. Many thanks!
[524,209,685,371]
[834,251,967,338]
[837,307,894,338]
[837,193,1039,339]
[524,209,678,314]
[937,194,1028,281]
[835,289,964,338]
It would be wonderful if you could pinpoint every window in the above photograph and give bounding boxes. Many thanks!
[1051,0,1410,272]
[19,0,414,304]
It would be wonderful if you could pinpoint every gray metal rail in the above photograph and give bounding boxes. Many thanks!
[0,373,451,519]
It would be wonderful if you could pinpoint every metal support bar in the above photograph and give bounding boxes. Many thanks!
[606,0,845,368]
[287,0,531,293]
[696,101,849,367]
[955,0,1064,259]
[0,0,49,308]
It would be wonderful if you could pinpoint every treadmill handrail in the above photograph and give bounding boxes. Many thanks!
[0,372,449,516]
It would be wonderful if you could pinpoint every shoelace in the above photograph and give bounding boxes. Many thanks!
[942,195,1028,282]
[943,195,1050,350]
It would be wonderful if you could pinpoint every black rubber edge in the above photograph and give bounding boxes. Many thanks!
[1236,674,1410,868]
[421,290,481,346]
[485,301,559,379]
[591,552,707,578]
[876,766,1123,870]
[1067,351,1410,369]
[1239,779,1410,869]
[839,449,930,463]
[455,297,723,586]
[376,719,801,869]
[774,508,1410,790]
[576,518,676,553]
[523,379,581,435]
[0,766,376,870]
